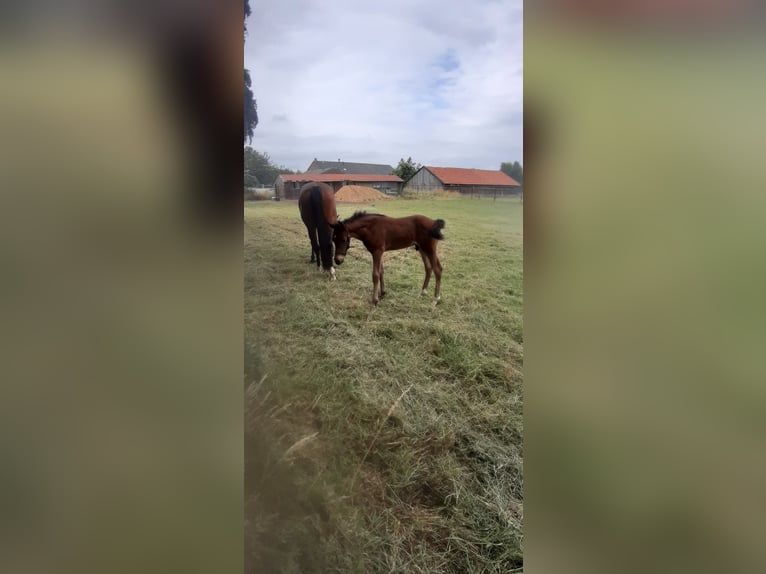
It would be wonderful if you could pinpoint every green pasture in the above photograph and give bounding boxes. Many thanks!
[245,196,523,573]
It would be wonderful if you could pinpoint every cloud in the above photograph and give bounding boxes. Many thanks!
[245,0,522,171]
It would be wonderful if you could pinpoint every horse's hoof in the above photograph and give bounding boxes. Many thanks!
[420,289,427,296]
[379,291,386,299]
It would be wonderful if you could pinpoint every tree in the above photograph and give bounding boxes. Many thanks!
[244,147,295,186]
[244,148,275,185]
[244,169,260,188]
[244,1,258,143]
[501,161,523,185]
[393,157,421,182]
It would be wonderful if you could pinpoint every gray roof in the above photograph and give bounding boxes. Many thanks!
[306,159,394,176]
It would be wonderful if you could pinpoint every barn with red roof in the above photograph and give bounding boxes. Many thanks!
[403,166,521,198]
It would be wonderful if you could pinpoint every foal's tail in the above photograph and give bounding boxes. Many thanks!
[431,219,446,240]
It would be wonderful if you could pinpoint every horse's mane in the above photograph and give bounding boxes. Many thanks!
[344,211,386,224]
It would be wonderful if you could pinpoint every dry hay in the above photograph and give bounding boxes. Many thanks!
[334,185,393,203]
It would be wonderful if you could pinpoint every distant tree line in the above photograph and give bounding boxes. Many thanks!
[500,161,523,185]
[244,150,522,189]
[244,147,298,187]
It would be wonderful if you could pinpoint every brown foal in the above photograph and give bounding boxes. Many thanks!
[331,211,445,305]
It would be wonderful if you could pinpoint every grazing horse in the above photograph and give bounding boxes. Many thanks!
[331,211,445,305]
[298,181,338,280]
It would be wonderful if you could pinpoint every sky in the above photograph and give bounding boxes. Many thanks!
[245,0,523,172]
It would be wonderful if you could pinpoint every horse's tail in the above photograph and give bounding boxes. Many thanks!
[311,185,334,270]
[431,219,446,240]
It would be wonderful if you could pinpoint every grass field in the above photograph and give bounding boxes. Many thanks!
[245,196,523,573]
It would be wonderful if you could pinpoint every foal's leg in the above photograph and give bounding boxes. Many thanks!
[419,249,433,295]
[371,250,383,305]
[431,250,443,303]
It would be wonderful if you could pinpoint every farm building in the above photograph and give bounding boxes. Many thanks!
[403,166,521,198]
[275,173,403,200]
[306,159,395,176]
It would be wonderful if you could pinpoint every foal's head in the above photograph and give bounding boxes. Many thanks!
[331,222,350,265]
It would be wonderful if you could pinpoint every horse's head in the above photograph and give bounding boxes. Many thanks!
[331,222,350,265]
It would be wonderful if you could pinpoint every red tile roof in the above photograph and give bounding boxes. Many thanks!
[425,166,520,187]
[279,173,402,183]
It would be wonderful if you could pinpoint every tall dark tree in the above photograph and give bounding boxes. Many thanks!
[244,0,258,143]
[393,157,422,182]
[244,70,258,144]
[501,161,523,185]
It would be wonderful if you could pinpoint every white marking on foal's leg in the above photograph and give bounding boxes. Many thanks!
[421,289,427,296]
[329,266,336,281]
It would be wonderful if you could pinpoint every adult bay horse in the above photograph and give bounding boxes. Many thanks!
[298,181,338,280]
[331,211,445,305]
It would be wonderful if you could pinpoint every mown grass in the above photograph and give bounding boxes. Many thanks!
[245,196,523,573]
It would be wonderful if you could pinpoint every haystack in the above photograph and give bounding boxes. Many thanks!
[334,185,393,203]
